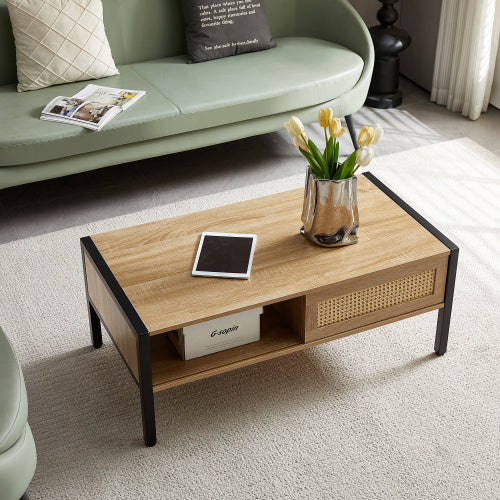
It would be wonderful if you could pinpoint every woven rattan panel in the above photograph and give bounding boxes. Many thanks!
[316,270,436,328]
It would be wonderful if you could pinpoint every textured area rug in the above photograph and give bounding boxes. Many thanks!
[1,138,499,499]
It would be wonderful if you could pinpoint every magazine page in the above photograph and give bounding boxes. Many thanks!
[40,85,145,130]
[71,84,145,110]
[41,96,121,130]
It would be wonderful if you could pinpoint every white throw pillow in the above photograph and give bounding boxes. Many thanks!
[5,0,119,92]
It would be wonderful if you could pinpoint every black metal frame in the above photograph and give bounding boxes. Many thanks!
[81,237,157,446]
[363,172,459,355]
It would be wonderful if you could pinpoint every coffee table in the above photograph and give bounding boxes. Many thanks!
[81,173,458,446]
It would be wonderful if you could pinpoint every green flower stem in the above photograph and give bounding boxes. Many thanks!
[332,138,337,178]
[324,128,328,148]
[298,147,321,178]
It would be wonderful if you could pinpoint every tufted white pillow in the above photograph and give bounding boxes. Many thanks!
[5,0,119,92]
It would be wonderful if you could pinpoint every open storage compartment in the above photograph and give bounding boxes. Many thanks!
[150,296,305,392]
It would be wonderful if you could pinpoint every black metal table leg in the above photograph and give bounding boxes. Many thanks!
[81,239,103,349]
[138,335,156,446]
[362,172,460,356]
[435,247,459,355]
[345,115,359,150]
[82,236,157,446]
[88,300,103,349]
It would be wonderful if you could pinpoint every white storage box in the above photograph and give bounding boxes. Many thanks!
[167,307,263,360]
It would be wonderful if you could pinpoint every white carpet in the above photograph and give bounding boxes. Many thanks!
[1,138,499,499]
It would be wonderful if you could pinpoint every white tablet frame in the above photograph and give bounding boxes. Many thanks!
[192,232,257,279]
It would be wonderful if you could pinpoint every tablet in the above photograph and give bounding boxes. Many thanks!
[192,232,257,279]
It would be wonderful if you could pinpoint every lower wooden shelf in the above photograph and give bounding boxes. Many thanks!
[151,305,303,392]
[150,297,445,393]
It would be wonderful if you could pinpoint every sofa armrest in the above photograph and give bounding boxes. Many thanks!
[0,327,28,454]
[294,0,374,102]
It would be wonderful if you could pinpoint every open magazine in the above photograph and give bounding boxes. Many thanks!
[41,84,145,131]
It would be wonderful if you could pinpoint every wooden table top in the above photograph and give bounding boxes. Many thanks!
[91,174,450,334]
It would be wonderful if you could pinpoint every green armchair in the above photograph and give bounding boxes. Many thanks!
[0,327,37,500]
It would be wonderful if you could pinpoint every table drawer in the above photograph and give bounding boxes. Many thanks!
[304,255,449,342]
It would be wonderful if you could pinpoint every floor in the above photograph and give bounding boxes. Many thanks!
[1,77,499,244]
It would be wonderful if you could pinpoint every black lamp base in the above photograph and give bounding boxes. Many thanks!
[365,1,410,109]
[365,90,402,109]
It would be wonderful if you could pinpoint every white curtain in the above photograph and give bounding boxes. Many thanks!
[431,0,500,120]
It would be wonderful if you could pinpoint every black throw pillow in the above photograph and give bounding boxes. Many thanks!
[182,0,276,63]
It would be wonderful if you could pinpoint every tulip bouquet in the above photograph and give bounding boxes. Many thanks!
[284,108,383,180]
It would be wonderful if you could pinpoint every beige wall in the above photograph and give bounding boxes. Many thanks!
[491,47,500,109]
[399,0,442,91]
[348,0,381,27]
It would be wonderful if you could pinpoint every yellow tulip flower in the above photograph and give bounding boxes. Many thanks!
[358,126,374,147]
[318,108,333,128]
[329,117,347,138]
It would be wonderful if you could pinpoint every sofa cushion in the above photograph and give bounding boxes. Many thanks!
[0,37,364,167]
[0,65,181,166]
[134,37,363,115]
[0,327,28,454]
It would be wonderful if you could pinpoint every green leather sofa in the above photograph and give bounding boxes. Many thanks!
[0,0,374,189]
[0,327,37,500]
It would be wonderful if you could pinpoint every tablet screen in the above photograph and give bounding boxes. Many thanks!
[192,232,257,279]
